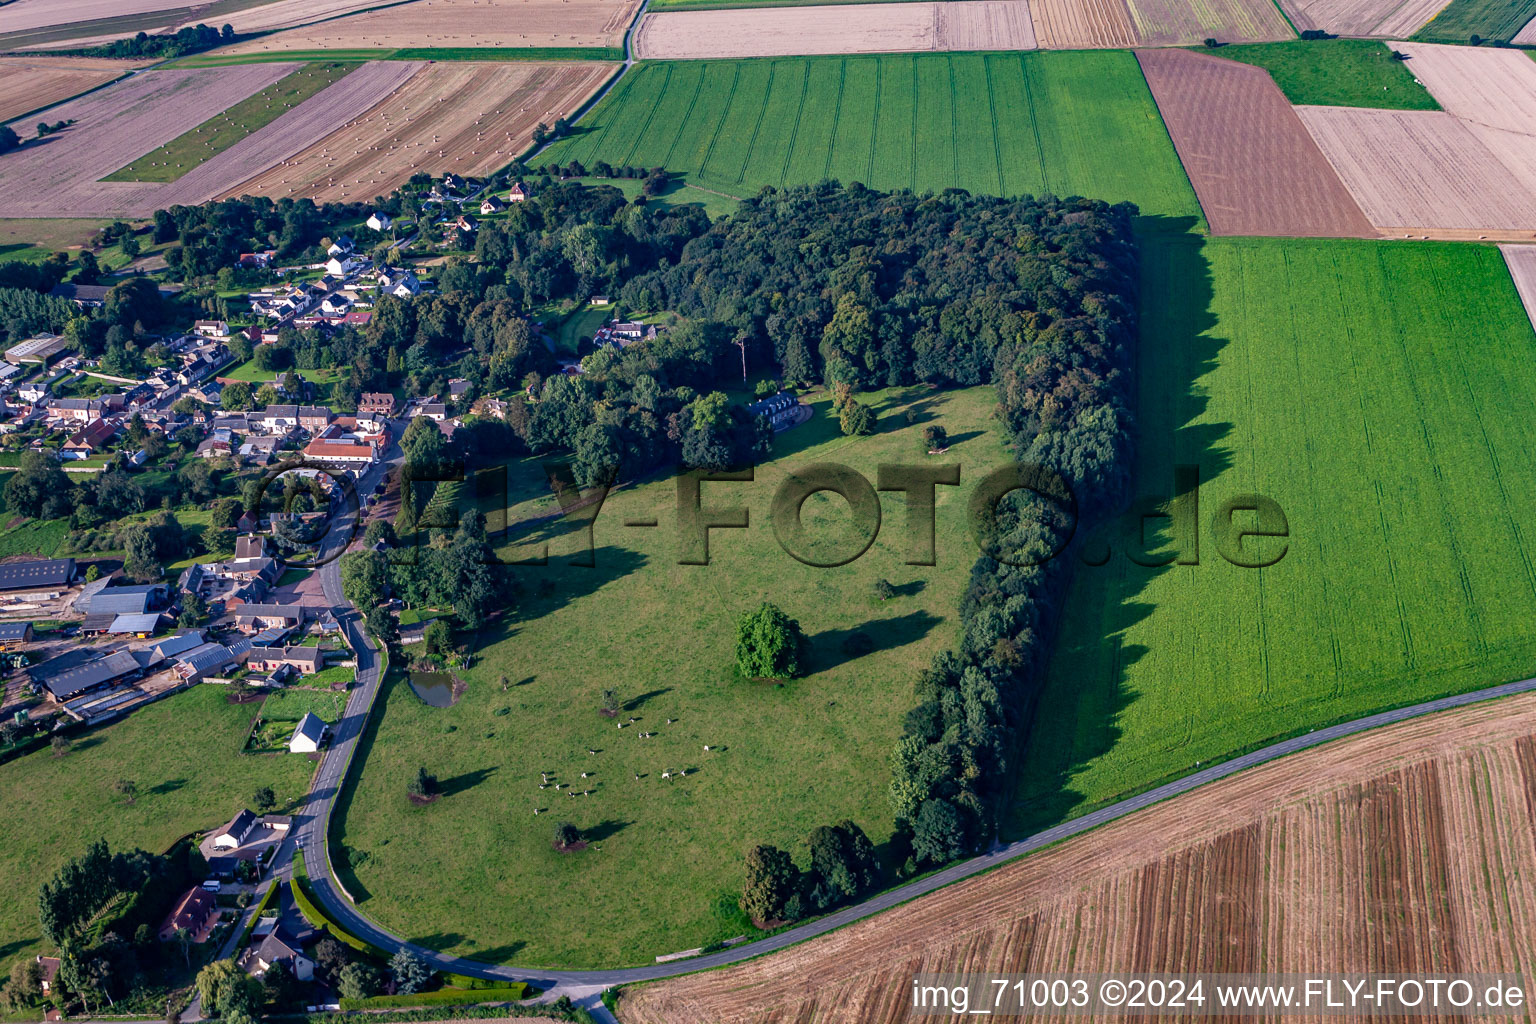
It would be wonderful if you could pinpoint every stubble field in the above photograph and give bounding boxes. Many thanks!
[212,0,643,55]
[1276,0,1447,35]
[334,387,1011,967]
[0,56,141,122]
[1028,0,1138,45]
[218,61,615,204]
[1011,234,1536,837]
[620,692,1536,1023]
[632,1,1037,58]
[1136,49,1373,237]
[538,52,1203,221]
[1121,0,1291,44]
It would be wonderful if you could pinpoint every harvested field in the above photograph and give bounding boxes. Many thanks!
[1137,49,1371,237]
[621,693,1536,1024]
[1297,105,1536,232]
[1516,10,1536,40]
[1499,244,1536,334]
[1122,0,1291,44]
[1388,41,1536,130]
[218,62,615,204]
[215,0,642,54]
[1277,0,1447,35]
[0,63,297,218]
[1029,0,1138,46]
[632,1,1036,58]
[0,56,139,122]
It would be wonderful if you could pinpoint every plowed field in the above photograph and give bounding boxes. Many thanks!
[218,61,615,204]
[1137,49,1372,237]
[1277,0,1447,35]
[215,0,641,54]
[1030,0,1137,45]
[621,693,1536,1024]
[0,56,136,122]
[632,1,1036,58]
[1389,41,1536,130]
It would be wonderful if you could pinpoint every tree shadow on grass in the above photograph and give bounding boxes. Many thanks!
[621,688,670,712]
[581,818,631,842]
[150,778,186,795]
[461,941,526,965]
[438,766,498,797]
[805,611,942,674]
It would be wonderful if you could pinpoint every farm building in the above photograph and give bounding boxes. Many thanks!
[289,712,327,753]
[108,612,164,638]
[0,558,74,594]
[5,333,70,363]
[148,631,207,664]
[31,649,140,700]
[246,646,323,675]
[0,622,34,645]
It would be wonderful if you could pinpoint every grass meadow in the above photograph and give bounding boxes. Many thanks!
[539,52,1203,223]
[0,686,313,969]
[1010,235,1536,833]
[335,385,1013,967]
[104,62,358,183]
[1208,40,1439,109]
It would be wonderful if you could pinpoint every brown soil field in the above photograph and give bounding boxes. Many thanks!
[218,0,642,53]
[0,0,216,33]
[170,0,394,35]
[0,63,297,218]
[1030,0,1137,46]
[632,1,1035,59]
[621,692,1536,1024]
[218,61,615,204]
[1499,245,1536,335]
[1123,0,1291,44]
[1390,42,1536,131]
[1277,0,1446,35]
[1137,49,1373,237]
[1514,11,1536,42]
[1297,105,1536,232]
[0,57,142,122]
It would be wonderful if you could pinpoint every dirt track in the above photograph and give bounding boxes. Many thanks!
[217,0,642,53]
[621,692,1536,1024]
[219,61,615,204]
[633,1,1036,58]
[1137,49,1373,237]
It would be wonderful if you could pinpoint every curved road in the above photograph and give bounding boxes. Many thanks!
[287,454,1536,990]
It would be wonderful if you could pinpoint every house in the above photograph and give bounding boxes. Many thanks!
[453,214,478,234]
[320,294,351,316]
[213,809,259,849]
[327,236,355,257]
[51,397,117,423]
[411,403,447,421]
[238,436,281,464]
[447,378,470,400]
[235,535,269,560]
[366,212,392,232]
[746,391,801,430]
[589,295,610,305]
[159,887,218,942]
[234,603,306,633]
[17,382,47,404]
[238,251,275,269]
[246,645,323,675]
[324,256,362,277]
[35,957,59,995]
[236,510,260,533]
[303,438,377,467]
[62,418,117,455]
[194,320,230,339]
[506,182,529,202]
[357,392,397,419]
[0,558,74,594]
[241,931,314,982]
[375,267,421,298]
[5,333,70,364]
[479,195,504,215]
[288,712,326,753]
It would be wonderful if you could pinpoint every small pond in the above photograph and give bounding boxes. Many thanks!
[408,671,456,708]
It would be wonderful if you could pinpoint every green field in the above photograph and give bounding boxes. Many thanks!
[0,686,313,968]
[104,63,358,183]
[550,175,741,219]
[1414,0,1536,40]
[1010,235,1536,834]
[541,52,1204,223]
[336,385,1013,967]
[1209,39,1439,109]
[261,687,348,723]
[171,46,624,67]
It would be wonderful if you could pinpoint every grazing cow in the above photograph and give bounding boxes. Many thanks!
[662,771,672,779]
[703,745,712,751]
[581,772,591,778]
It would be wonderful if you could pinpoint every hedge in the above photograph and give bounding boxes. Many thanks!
[441,973,516,991]
[338,985,529,1010]
[238,881,279,947]
[289,852,381,959]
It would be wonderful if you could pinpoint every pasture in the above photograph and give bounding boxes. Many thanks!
[539,52,1204,221]
[105,61,357,182]
[1010,235,1536,834]
[335,386,1014,968]
[0,685,313,969]
[1208,39,1439,108]
[622,692,1536,1023]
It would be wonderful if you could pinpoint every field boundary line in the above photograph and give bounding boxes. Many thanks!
[778,60,810,186]
[735,59,776,184]
[983,53,1005,196]
[696,62,740,181]
[823,57,848,180]
[659,62,706,170]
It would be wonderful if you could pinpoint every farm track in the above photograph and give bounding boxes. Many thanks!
[619,691,1536,1023]
[1137,49,1374,237]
